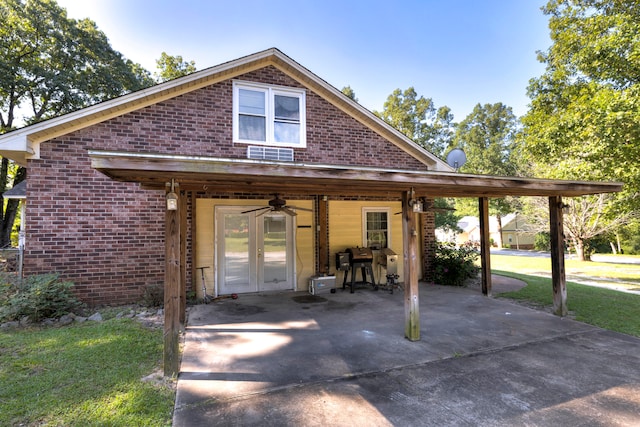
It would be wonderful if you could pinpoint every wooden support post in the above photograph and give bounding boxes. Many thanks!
[164,185,181,377]
[479,197,492,296]
[402,190,420,341]
[318,196,329,274]
[179,191,187,325]
[549,196,568,316]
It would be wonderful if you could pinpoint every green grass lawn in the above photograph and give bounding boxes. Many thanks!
[0,318,175,426]
[492,254,640,283]
[491,254,640,337]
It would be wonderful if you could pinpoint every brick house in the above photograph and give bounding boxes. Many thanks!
[0,48,621,372]
[0,48,456,305]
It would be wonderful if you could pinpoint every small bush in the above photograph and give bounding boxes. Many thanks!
[433,242,480,286]
[534,232,551,251]
[140,283,164,307]
[0,273,83,323]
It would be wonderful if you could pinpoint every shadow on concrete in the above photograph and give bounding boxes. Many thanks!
[173,276,640,426]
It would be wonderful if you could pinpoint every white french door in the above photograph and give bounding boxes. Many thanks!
[216,207,295,295]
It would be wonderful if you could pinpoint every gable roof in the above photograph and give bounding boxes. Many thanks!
[0,48,451,170]
[2,180,26,199]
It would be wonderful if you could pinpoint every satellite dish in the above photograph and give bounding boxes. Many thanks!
[446,148,467,171]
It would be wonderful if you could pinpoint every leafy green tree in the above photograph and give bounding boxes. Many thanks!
[522,194,634,260]
[452,102,520,247]
[521,0,640,212]
[155,52,197,82]
[375,87,454,157]
[0,0,154,247]
[341,86,358,102]
[433,198,461,234]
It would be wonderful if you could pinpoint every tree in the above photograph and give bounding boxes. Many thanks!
[0,0,154,247]
[452,103,520,247]
[155,52,197,82]
[341,86,358,102]
[374,87,454,157]
[523,194,634,261]
[521,0,640,222]
[433,198,461,233]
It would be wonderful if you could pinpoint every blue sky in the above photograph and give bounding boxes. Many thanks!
[57,0,551,121]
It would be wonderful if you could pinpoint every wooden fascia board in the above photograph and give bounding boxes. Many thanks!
[26,60,271,144]
[2,48,449,172]
[88,151,623,198]
[0,51,276,162]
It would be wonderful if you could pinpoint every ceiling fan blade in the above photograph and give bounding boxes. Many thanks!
[241,207,270,214]
[287,205,312,212]
[280,207,298,216]
[256,208,273,217]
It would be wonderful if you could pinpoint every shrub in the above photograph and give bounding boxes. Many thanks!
[433,242,480,286]
[140,283,164,307]
[0,273,83,323]
[534,232,551,251]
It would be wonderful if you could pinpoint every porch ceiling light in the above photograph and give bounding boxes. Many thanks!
[166,179,178,211]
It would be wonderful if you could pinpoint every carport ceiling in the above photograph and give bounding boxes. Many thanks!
[89,150,623,198]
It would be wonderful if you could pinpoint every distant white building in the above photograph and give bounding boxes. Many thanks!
[436,213,537,249]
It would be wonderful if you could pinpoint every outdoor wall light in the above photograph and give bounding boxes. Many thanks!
[558,201,570,213]
[166,179,178,211]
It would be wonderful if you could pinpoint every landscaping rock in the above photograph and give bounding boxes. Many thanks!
[19,316,31,327]
[1,321,19,329]
[75,316,87,323]
[59,314,74,325]
[88,312,103,322]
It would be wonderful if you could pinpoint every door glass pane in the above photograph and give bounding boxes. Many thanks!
[263,214,287,283]
[224,214,250,288]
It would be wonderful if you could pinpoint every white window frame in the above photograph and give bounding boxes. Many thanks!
[362,207,391,249]
[233,80,307,148]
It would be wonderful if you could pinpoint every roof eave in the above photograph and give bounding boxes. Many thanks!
[0,134,38,166]
[0,48,450,171]
[88,150,624,198]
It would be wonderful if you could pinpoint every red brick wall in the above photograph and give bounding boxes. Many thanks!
[421,200,437,283]
[26,141,165,306]
[24,66,433,305]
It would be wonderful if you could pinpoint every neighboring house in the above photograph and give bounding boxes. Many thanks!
[500,213,536,250]
[438,213,536,249]
[0,48,621,310]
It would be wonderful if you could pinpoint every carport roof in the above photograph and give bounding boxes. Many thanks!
[89,150,623,198]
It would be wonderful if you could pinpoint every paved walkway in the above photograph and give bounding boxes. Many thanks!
[173,276,640,426]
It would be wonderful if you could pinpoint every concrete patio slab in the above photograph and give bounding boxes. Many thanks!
[173,279,640,426]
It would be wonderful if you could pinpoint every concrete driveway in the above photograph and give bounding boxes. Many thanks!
[173,280,640,426]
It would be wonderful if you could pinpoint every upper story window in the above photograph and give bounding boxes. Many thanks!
[233,81,306,148]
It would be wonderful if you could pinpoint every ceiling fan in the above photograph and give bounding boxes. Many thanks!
[241,194,312,217]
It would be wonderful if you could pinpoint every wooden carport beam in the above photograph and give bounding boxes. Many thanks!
[549,196,568,316]
[479,197,492,296]
[164,183,182,377]
[402,190,420,341]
